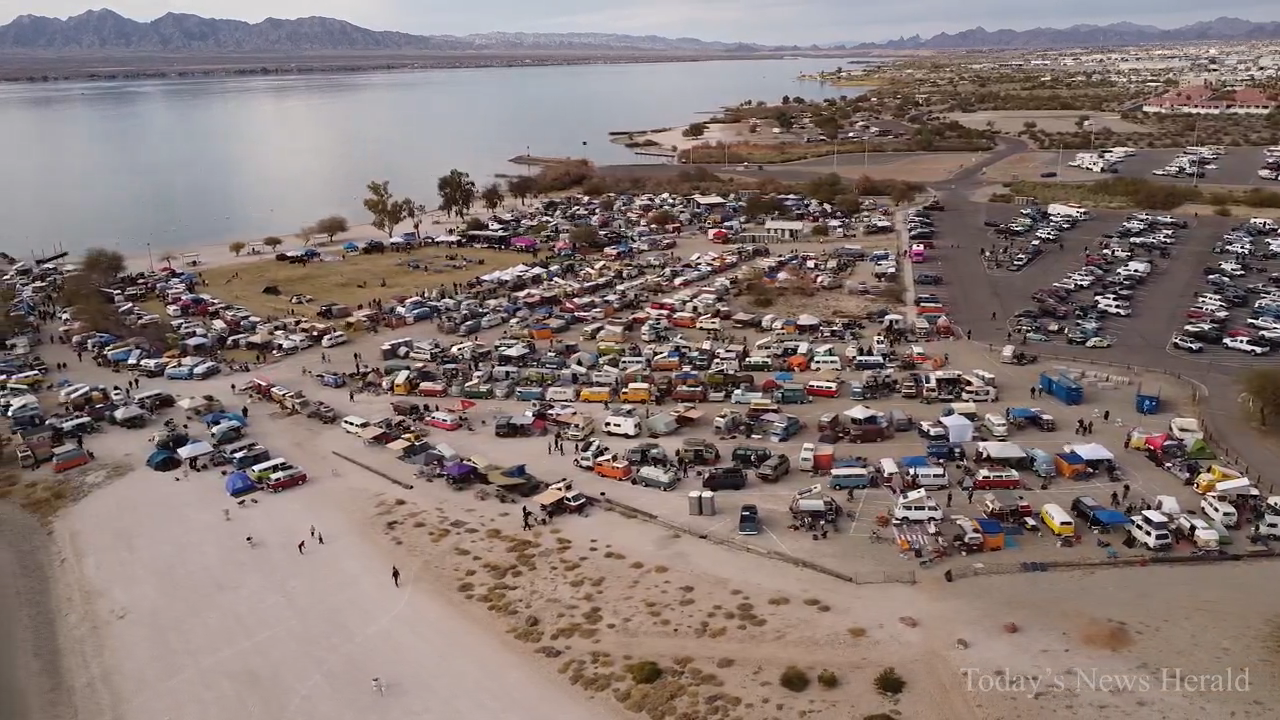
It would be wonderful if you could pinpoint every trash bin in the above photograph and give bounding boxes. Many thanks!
[700,490,716,516]
[687,490,703,516]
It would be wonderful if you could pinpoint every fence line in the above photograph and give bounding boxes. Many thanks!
[946,549,1280,581]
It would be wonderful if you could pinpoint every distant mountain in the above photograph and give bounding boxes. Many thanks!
[836,16,1280,49]
[0,9,774,53]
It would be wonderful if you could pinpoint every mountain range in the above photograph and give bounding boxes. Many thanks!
[0,9,775,53]
[839,17,1280,49]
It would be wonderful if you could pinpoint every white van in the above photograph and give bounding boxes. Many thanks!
[321,332,348,348]
[602,415,641,438]
[1200,493,1238,528]
[810,356,843,372]
[1129,510,1173,550]
[878,458,901,487]
[909,465,949,490]
[248,457,294,481]
[341,416,371,435]
[982,413,1009,438]
[962,384,998,402]
[893,489,943,522]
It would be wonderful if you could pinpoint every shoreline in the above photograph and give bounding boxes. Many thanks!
[0,52,830,84]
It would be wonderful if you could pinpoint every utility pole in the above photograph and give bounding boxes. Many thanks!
[1056,146,1063,181]
[1191,117,1202,187]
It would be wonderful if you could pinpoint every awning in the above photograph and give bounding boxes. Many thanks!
[976,441,1024,460]
[358,426,385,440]
[1065,443,1114,461]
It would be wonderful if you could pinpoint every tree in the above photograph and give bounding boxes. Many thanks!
[313,215,349,244]
[834,192,862,215]
[437,169,478,221]
[263,236,283,251]
[597,196,616,212]
[363,180,407,239]
[229,241,247,256]
[568,225,600,247]
[158,251,176,268]
[81,247,126,283]
[805,173,846,204]
[1022,120,1037,130]
[480,182,505,213]
[813,115,841,140]
[775,112,795,132]
[890,183,918,205]
[1242,368,1280,428]
[405,201,428,239]
[781,95,792,105]
[682,122,708,139]
[647,209,676,226]
[506,176,536,206]
[744,194,782,218]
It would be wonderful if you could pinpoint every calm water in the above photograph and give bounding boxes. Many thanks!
[0,59,870,256]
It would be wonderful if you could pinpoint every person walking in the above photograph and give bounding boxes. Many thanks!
[946,491,953,508]
[297,540,306,555]
[522,514,533,531]
[1103,409,1111,422]
[1110,491,1120,508]
[310,524,316,538]
[391,566,401,588]
[1122,483,1131,502]
[317,532,324,545]
[1087,420,1094,435]
[966,489,974,504]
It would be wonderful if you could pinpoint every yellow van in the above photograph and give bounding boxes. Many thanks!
[1039,503,1075,536]
[578,387,613,403]
[620,383,652,403]
[393,370,412,395]
[7,370,45,387]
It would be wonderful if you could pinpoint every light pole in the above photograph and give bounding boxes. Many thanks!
[831,134,838,171]
[147,242,154,271]
[1191,117,1202,187]
[1056,145,1063,181]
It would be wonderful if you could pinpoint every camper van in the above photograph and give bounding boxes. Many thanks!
[982,413,1009,438]
[961,384,998,402]
[908,465,949,490]
[341,416,371,435]
[1039,503,1075,536]
[603,414,642,438]
[972,467,1022,490]
[893,489,943,522]
[1129,510,1173,550]
[1200,493,1238,528]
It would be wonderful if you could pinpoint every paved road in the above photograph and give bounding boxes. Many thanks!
[932,181,1280,486]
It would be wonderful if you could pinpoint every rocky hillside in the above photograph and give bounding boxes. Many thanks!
[838,16,1280,49]
[0,9,771,53]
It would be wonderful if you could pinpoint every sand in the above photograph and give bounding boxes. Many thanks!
[614,122,758,154]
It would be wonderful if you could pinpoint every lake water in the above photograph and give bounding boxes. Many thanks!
[0,59,871,256]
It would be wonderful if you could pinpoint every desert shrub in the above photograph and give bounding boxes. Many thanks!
[626,661,663,685]
[988,192,1014,203]
[874,666,906,695]
[1214,205,1232,217]
[810,223,828,237]
[817,669,839,688]
[779,666,811,692]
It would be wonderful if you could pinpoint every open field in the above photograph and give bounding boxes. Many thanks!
[198,247,526,318]
[944,111,1153,135]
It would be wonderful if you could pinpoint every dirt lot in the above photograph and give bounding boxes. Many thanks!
[946,111,1153,135]
[981,152,1104,183]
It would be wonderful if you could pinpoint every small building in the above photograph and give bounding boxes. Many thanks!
[764,220,805,241]
[1141,84,1279,115]
[686,195,728,212]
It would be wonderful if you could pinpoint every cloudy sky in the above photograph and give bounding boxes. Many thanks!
[5,1,1279,44]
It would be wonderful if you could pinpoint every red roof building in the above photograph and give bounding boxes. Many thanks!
[1142,85,1279,115]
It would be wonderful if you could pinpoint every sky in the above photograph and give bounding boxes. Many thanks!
[4,1,1280,44]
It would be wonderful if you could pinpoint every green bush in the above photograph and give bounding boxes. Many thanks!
[626,661,663,684]
[1214,205,1232,217]
[810,223,829,237]
[873,666,906,695]
[988,193,1014,203]
[817,669,839,688]
[779,666,811,692]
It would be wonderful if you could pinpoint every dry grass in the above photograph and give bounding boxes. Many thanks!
[199,247,531,318]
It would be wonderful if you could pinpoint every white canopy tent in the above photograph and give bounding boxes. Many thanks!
[940,414,973,443]
[976,441,1024,460]
[177,441,215,460]
[842,405,883,422]
[1065,443,1114,462]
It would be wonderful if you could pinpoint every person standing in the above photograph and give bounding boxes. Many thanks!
[391,566,401,588]
[317,532,324,545]
[310,525,316,538]
[946,491,953,508]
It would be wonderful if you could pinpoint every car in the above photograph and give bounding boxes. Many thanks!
[1225,336,1270,355]
[1218,263,1247,277]
[1170,335,1204,352]
[1247,316,1280,332]
[983,219,1001,227]
[1085,337,1113,349]
[737,504,761,535]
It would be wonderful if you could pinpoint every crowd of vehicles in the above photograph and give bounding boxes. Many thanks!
[1174,218,1280,356]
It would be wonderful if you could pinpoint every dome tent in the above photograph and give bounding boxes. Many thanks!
[146,450,180,472]
[225,471,257,498]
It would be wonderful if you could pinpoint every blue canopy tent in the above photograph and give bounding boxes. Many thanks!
[203,411,248,427]
[774,371,794,382]
[343,241,359,253]
[899,455,933,468]
[146,449,180,472]
[1089,509,1130,528]
[225,471,258,497]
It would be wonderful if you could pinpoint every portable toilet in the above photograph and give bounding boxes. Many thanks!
[1134,383,1160,415]
[688,490,704,516]
[700,490,717,516]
